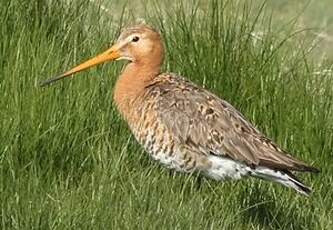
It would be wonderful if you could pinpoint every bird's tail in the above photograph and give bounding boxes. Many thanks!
[250,167,313,196]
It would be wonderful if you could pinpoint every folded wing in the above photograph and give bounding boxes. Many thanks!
[148,73,318,172]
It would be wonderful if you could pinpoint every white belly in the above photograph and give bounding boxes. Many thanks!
[204,155,250,180]
[150,152,184,171]
[134,126,251,179]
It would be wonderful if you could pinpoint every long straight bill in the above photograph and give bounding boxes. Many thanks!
[39,46,120,87]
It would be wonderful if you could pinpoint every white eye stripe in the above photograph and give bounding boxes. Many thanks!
[116,40,130,50]
[126,34,141,43]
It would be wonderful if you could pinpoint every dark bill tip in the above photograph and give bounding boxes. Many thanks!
[39,74,67,87]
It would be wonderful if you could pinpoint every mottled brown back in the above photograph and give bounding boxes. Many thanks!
[144,73,319,173]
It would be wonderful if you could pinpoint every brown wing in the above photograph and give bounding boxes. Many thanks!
[148,73,318,172]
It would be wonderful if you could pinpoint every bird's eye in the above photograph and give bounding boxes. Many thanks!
[132,36,140,42]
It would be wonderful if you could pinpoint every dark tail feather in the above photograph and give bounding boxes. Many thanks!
[299,165,320,173]
[251,167,315,196]
[283,170,312,196]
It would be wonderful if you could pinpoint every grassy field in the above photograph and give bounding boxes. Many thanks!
[1,0,333,229]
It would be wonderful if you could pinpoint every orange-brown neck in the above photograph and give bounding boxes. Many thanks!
[113,61,161,121]
[113,33,165,122]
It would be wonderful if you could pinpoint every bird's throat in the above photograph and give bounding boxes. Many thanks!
[113,62,160,121]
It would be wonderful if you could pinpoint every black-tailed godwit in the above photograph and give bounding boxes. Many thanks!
[41,24,319,196]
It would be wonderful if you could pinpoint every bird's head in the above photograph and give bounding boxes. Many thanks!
[40,24,164,86]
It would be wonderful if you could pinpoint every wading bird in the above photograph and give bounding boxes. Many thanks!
[41,24,319,196]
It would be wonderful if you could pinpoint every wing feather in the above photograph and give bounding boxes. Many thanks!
[148,73,318,172]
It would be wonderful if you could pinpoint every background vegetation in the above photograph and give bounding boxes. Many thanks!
[1,0,332,229]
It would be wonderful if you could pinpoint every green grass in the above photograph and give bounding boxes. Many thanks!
[1,0,333,229]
